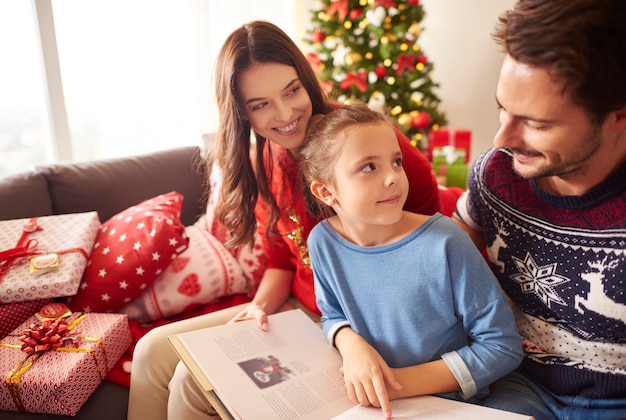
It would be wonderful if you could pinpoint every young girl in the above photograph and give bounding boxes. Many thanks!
[128,21,443,420]
[300,102,523,419]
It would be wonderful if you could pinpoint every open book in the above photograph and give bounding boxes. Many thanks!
[169,309,534,420]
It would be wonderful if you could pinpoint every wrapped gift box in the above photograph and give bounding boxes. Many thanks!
[429,127,471,163]
[0,312,131,415]
[432,145,468,165]
[432,145,469,188]
[438,162,469,189]
[0,299,54,337]
[0,212,100,304]
[429,128,471,188]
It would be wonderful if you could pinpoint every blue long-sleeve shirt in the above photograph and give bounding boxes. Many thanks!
[308,213,523,399]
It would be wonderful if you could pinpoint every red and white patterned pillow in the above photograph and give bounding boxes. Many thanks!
[65,191,189,313]
[119,164,266,322]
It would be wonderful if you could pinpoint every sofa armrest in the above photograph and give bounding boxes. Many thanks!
[37,146,207,226]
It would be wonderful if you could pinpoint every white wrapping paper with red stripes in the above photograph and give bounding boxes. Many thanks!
[0,212,100,304]
[0,312,131,415]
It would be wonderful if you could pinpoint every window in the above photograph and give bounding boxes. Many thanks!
[52,0,210,165]
[0,1,49,177]
[0,0,309,178]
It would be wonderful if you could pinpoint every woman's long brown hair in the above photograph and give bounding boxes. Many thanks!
[211,21,333,248]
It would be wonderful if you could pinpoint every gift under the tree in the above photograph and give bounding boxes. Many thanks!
[429,128,471,188]
[429,127,471,163]
[0,212,100,304]
[0,311,131,415]
[433,161,469,189]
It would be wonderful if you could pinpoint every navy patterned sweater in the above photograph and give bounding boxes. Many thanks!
[455,147,626,398]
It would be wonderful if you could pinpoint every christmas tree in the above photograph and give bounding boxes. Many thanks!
[305,0,447,149]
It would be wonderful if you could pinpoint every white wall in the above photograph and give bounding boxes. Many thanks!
[419,0,517,162]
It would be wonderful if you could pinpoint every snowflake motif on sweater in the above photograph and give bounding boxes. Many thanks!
[456,147,626,398]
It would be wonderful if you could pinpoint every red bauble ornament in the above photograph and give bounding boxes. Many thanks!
[307,52,322,69]
[349,9,363,20]
[321,80,334,95]
[411,112,431,129]
[312,30,325,43]
[374,65,387,78]
[376,0,397,8]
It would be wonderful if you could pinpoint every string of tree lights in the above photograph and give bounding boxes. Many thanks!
[305,0,447,150]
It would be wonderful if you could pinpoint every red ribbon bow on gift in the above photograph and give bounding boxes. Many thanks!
[0,239,39,262]
[0,217,89,281]
[0,218,43,280]
[19,318,79,356]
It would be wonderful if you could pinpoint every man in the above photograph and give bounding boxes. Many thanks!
[454,1,626,419]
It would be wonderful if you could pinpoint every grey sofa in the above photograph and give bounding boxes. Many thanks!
[0,145,207,420]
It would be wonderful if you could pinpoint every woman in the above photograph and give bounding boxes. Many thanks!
[127,20,440,420]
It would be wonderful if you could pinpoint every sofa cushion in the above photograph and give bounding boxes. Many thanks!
[65,192,189,313]
[37,146,207,225]
[0,171,53,220]
[119,222,250,322]
[118,163,266,322]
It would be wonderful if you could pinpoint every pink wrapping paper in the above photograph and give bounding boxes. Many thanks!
[0,312,131,415]
[0,212,100,304]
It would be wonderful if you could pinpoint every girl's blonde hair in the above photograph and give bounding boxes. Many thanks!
[299,101,392,218]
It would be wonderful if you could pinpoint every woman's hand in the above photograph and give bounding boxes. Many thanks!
[335,328,401,419]
[228,303,269,331]
[227,268,295,331]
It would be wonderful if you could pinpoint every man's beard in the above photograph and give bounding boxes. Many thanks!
[510,125,602,180]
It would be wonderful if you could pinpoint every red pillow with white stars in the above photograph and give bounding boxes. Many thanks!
[65,191,189,313]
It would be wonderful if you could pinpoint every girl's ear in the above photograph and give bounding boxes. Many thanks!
[310,180,335,206]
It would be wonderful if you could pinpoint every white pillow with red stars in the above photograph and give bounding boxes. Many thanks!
[118,220,259,322]
[65,191,189,313]
[119,164,266,322]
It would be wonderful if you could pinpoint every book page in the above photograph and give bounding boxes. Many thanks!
[170,309,356,420]
[333,395,534,420]
[171,309,534,420]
